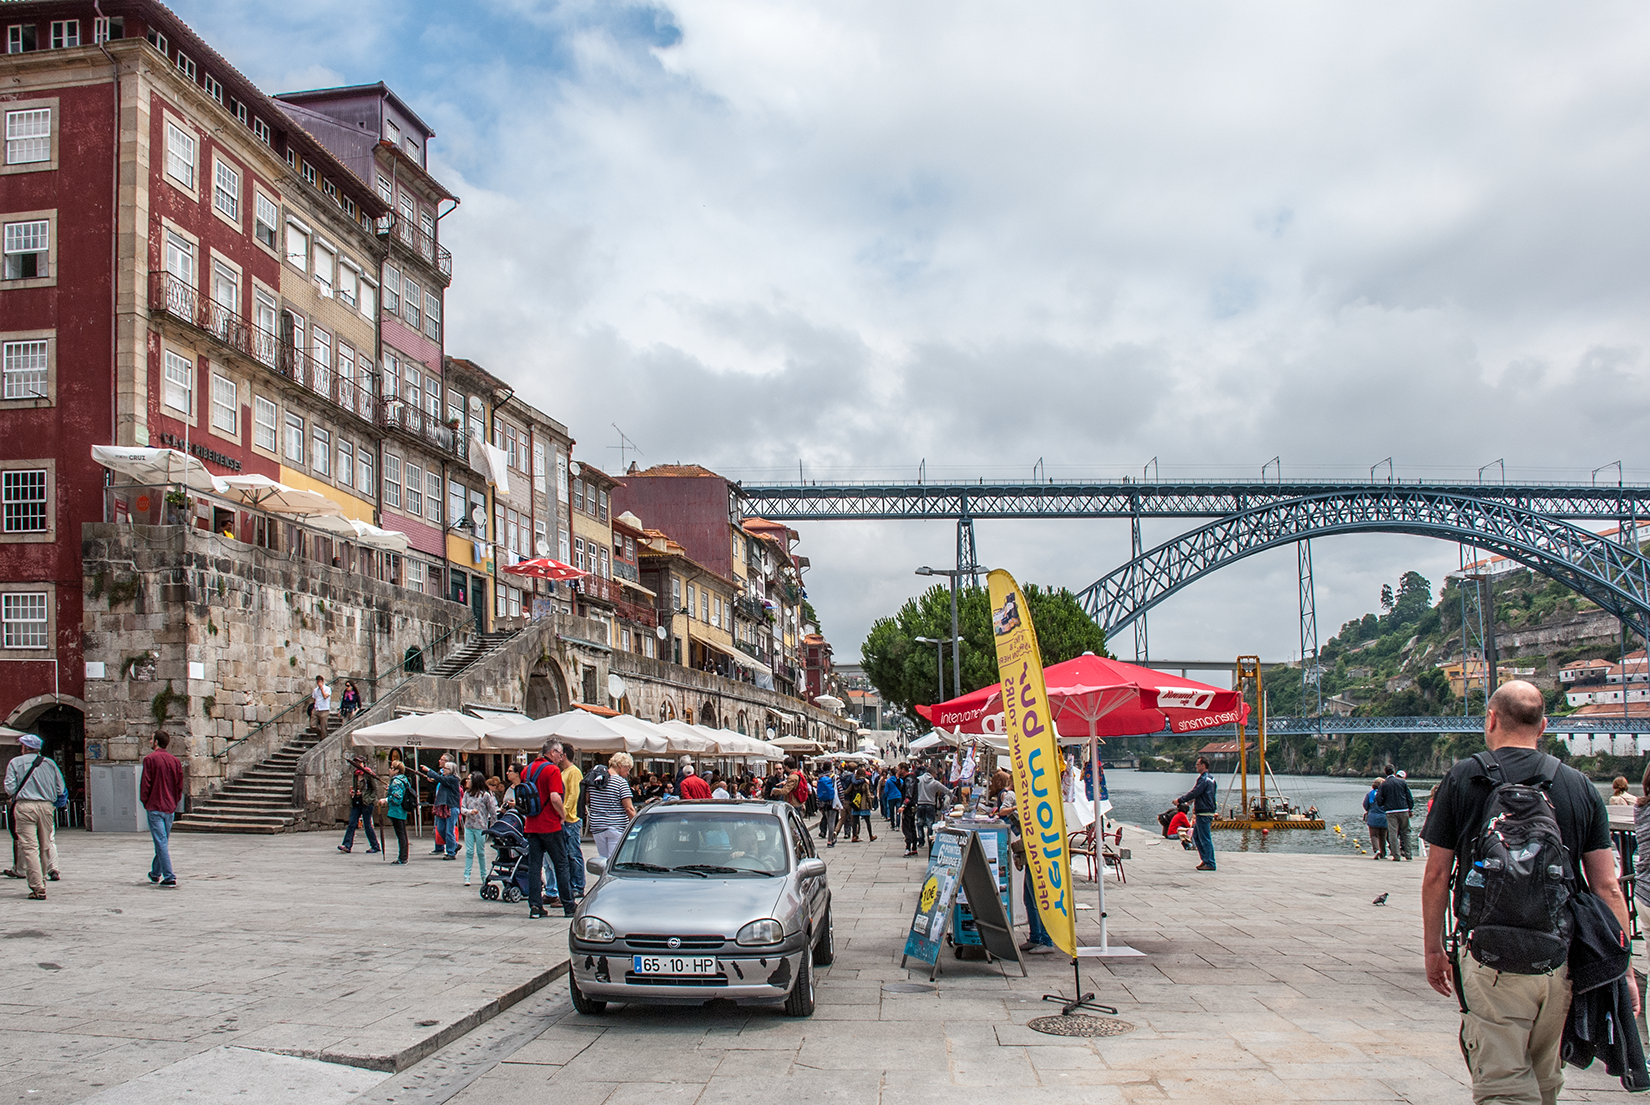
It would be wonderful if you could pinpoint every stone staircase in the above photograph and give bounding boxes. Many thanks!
[174,717,335,834]
[428,631,518,679]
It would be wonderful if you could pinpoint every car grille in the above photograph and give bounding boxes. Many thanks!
[625,973,728,987]
[624,934,727,951]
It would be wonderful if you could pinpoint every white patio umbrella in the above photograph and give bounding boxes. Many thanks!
[769,734,823,754]
[655,720,723,756]
[91,445,218,493]
[350,518,410,553]
[606,713,678,754]
[350,710,512,750]
[486,710,668,755]
[214,473,344,517]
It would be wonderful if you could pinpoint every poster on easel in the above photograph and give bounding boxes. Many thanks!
[956,830,1025,976]
[901,828,967,978]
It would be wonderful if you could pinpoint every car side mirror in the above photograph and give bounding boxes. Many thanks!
[586,856,607,878]
[797,858,826,879]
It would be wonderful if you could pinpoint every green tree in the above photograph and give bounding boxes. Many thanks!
[860,583,1107,727]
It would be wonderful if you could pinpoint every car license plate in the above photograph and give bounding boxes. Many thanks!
[632,955,718,975]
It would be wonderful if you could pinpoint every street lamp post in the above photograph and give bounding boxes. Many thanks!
[916,566,968,701]
[913,635,957,706]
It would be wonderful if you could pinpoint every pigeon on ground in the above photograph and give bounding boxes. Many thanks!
[1372,893,1389,906]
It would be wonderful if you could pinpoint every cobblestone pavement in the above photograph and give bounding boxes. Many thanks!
[0,825,569,1104]
[2,817,1638,1103]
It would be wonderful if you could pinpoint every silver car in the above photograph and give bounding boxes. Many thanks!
[567,799,833,1016]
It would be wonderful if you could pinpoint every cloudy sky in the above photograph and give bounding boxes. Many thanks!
[182,0,1650,674]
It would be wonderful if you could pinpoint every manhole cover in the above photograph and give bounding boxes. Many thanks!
[1027,1015,1134,1037]
[883,982,937,993]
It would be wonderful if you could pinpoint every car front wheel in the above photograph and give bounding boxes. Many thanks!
[783,951,815,1017]
[812,906,835,966]
[569,971,607,1015]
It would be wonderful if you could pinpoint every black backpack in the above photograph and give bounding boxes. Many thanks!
[1452,751,1575,975]
[516,763,546,818]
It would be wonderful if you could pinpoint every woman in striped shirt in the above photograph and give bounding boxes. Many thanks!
[588,752,637,860]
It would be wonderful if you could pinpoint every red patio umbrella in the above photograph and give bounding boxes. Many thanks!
[502,557,587,582]
[916,652,1245,957]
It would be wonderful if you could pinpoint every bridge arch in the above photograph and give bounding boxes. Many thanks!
[1077,489,1650,639]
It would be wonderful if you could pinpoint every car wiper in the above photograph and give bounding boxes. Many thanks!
[678,863,780,877]
[669,865,718,877]
[613,861,672,873]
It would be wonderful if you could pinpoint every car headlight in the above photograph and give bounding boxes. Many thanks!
[736,918,785,946]
[573,916,616,943]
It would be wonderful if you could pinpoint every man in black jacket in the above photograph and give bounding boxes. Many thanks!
[1178,757,1218,872]
[1421,681,1638,1105]
[1377,765,1415,861]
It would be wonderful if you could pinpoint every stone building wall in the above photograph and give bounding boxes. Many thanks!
[81,524,472,795]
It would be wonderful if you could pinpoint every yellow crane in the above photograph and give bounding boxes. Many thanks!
[1213,655,1325,831]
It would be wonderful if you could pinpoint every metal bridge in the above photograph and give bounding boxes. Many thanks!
[741,478,1650,650]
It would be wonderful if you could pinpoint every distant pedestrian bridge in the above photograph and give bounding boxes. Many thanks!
[1199,714,1650,758]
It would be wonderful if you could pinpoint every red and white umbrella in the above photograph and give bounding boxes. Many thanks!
[502,557,587,581]
[916,651,1244,741]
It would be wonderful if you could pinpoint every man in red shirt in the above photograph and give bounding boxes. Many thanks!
[522,743,575,919]
[677,761,712,801]
[140,731,185,887]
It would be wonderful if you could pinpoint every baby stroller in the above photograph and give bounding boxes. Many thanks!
[479,810,532,903]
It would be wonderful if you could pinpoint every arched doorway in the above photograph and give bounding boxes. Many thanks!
[659,700,676,722]
[700,701,718,729]
[736,709,748,735]
[525,660,569,719]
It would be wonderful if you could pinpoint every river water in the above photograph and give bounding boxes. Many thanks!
[1103,768,1439,856]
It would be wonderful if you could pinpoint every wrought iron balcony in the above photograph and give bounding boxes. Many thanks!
[377,400,460,457]
[377,214,452,283]
[150,271,276,366]
[276,345,376,424]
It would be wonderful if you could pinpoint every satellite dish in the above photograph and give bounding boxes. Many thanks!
[535,539,550,557]
[607,674,627,700]
[569,460,582,477]
[655,624,668,641]
[470,505,486,526]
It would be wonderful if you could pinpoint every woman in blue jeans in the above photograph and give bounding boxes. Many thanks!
[459,773,498,886]
[419,760,463,858]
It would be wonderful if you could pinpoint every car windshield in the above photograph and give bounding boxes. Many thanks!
[611,811,790,876]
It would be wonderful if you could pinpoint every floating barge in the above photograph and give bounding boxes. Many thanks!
[1213,655,1326,833]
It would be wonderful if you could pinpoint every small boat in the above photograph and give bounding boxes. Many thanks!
[1213,656,1325,833]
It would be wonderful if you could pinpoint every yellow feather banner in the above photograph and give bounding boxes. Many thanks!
[986,569,1076,958]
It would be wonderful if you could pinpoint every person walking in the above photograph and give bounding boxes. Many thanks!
[900,765,921,856]
[1379,764,1415,861]
[338,755,382,854]
[379,762,413,863]
[916,768,952,847]
[1422,681,1638,1105]
[587,752,637,860]
[1364,777,1389,860]
[4,734,63,900]
[816,766,840,846]
[549,743,586,901]
[884,768,905,827]
[140,731,185,887]
[419,759,463,859]
[459,772,498,887]
[338,680,363,722]
[522,743,575,919]
[310,675,332,739]
[849,769,877,842]
[1178,756,1218,872]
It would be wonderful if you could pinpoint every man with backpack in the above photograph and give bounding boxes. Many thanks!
[1422,681,1637,1104]
[815,765,838,842]
[520,743,577,920]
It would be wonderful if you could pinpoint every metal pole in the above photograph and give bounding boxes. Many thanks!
[949,575,962,701]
